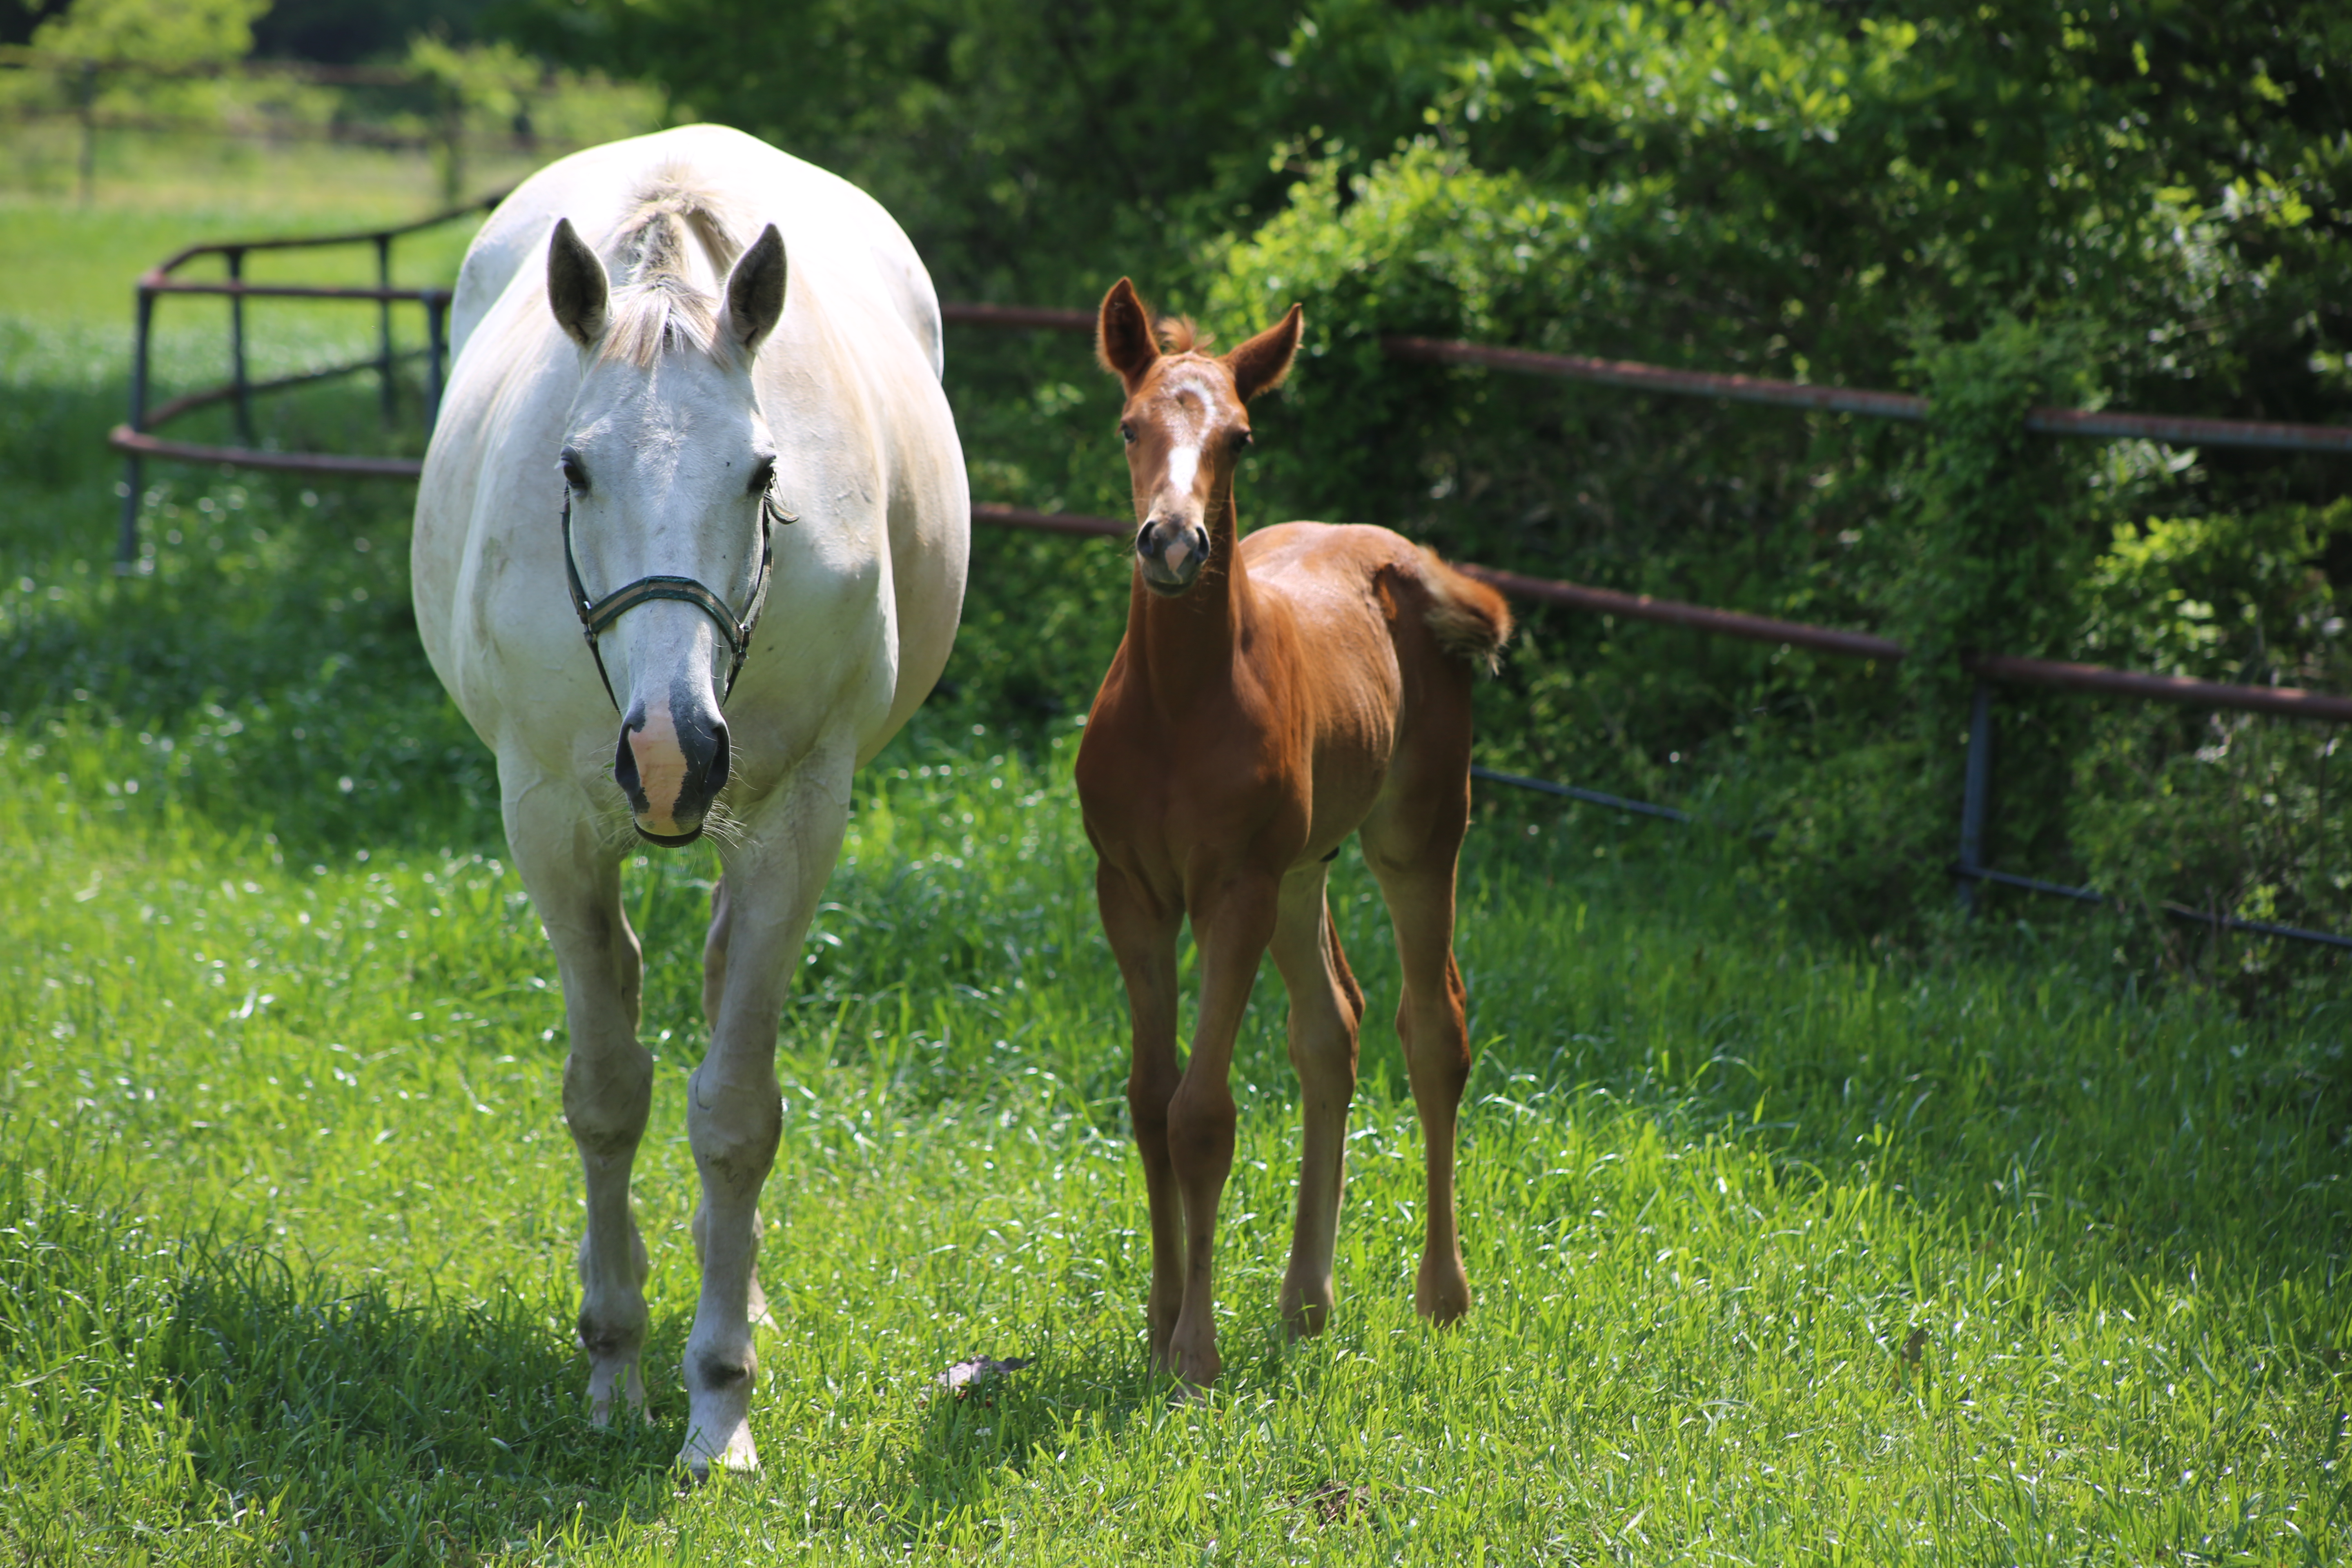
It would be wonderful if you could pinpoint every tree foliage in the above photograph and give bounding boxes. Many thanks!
[31,0,269,66]
[510,0,2351,979]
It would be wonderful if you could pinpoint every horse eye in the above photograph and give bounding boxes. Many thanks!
[1232,429,1254,450]
[748,459,776,496]
[559,450,589,492]
[1120,422,1137,445]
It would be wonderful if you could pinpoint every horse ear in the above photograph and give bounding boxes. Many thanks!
[720,224,788,358]
[546,218,609,347]
[1223,303,1303,402]
[1096,278,1158,391]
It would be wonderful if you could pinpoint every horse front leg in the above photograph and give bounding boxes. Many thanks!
[679,760,850,1478]
[697,877,772,1329]
[504,779,652,1427]
[1096,863,1183,1369]
[1165,873,1280,1392]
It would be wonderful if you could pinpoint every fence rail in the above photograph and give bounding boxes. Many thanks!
[109,221,2352,946]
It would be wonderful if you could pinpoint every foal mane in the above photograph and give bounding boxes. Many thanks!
[598,167,748,368]
[1156,315,1213,355]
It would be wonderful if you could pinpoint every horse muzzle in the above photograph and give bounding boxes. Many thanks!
[613,684,730,845]
[1136,515,1209,595]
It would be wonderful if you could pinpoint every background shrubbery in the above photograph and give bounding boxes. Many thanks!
[525,0,2351,986]
[5,0,2348,994]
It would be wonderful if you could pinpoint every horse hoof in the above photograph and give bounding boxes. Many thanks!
[677,1428,759,1482]
[1414,1271,1472,1325]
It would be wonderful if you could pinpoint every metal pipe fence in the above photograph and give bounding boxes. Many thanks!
[108,214,2352,944]
[107,194,498,561]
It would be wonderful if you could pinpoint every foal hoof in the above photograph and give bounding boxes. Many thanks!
[1413,1267,1472,1325]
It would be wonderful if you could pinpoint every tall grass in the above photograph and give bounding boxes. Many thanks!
[1,145,2346,1565]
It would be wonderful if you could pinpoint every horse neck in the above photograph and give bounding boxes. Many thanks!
[1127,487,1254,715]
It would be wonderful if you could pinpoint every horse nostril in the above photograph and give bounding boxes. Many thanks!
[704,719,730,798]
[612,726,644,807]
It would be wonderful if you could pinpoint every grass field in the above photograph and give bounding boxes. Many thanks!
[2,139,2349,1566]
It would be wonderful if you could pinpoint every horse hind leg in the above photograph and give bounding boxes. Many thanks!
[1268,865,1361,1339]
[702,875,731,1025]
[1361,778,1476,1325]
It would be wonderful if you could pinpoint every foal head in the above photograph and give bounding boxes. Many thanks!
[545,205,786,845]
[1096,278,1301,596]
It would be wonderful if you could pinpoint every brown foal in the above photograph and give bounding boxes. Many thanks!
[1074,278,1512,1390]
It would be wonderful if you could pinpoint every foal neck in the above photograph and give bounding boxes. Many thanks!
[1129,488,1254,715]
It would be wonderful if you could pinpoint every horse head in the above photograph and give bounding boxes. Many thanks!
[545,214,787,845]
[1095,277,1300,596]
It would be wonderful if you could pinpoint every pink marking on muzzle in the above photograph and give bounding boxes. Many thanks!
[628,697,691,832]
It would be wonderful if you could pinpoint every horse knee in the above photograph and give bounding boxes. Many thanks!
[564,1046,653,1159]
[1165,1085,1236,1174]
[1290,1034,1356,1110]
[687,1074,782,1192]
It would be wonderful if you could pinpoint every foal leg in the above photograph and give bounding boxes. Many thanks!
[1267,864,1362,1339]
[505,778,653,1425]
[1165,874,1280,1390]
[1096,864,1184,1370]
[679,758,851,1477]
[1362,800,1476,1325]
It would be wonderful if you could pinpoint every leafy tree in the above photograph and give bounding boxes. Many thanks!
[505,0,2352,969]
[31,0,269,66]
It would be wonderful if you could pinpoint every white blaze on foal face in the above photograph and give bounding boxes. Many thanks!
[1123,361,1249,595]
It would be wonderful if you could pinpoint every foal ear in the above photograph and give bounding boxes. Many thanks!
[1223,303,1303,402]
[546,218,609,347]
[1096,277,1158,391]
[719,223,788,359]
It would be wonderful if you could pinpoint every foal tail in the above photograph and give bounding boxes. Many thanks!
[1412,546,1513,676]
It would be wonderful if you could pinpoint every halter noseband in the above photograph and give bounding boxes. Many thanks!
[560,485,796,712]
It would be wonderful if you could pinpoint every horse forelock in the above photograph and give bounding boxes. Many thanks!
[1156,315,1212,354]
[600,278,720,369]
[595,168,745,369]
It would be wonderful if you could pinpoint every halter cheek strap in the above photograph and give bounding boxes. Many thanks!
[560,486,796,713]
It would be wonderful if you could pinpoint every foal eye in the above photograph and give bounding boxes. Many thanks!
[559,450,589,492]
[1232,429,1255,451]
[1120,423,1137,445]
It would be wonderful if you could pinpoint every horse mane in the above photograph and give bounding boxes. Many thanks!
[599,167,747,368]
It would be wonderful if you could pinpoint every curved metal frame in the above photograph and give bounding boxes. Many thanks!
[109,192,505,566]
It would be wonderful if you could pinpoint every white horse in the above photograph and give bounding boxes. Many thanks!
[413,125,968,1475]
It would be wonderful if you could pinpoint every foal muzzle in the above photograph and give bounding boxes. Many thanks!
[1136,515,1209,594]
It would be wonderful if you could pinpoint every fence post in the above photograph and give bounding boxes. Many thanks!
[116,285,154,569]
[423,291,448,431]
[375,233,396,424]
[1956,678,1993,911]
[227,247,254,445]
[76,60,97,205]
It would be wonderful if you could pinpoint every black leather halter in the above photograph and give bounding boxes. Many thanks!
[560,486,795,712]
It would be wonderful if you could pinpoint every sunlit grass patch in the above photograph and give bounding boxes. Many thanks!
[2,726,2348,1564]
[1,146,2348,1566]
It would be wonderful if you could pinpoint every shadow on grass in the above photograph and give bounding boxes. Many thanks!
[159,1248,684,1559]
[0,1148,686,1564]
